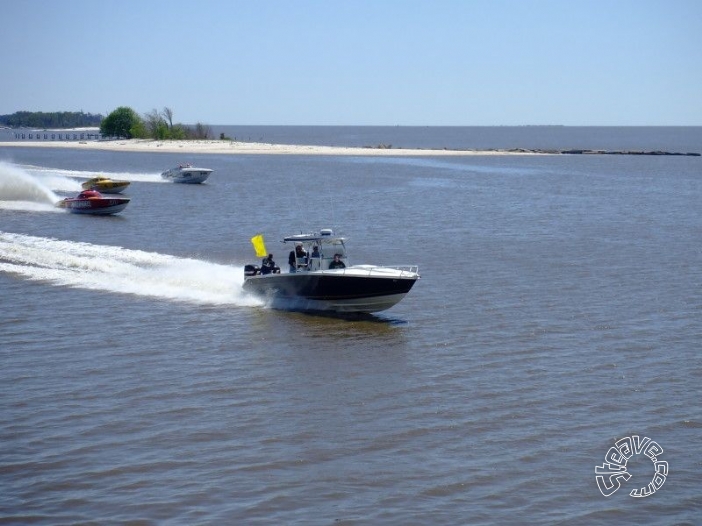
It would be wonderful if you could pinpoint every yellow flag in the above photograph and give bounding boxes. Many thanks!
[250,234,267,258]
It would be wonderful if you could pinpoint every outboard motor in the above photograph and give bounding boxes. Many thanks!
[244,264,259,277]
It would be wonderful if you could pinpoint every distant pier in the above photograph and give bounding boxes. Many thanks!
[11,130,103,141]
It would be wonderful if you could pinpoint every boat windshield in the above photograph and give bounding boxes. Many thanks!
[284,233,347,270]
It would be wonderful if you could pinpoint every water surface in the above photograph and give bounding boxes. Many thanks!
[1,129,700,524]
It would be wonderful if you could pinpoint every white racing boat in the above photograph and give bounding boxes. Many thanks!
[242,229,420,313]
[161,163,213,184]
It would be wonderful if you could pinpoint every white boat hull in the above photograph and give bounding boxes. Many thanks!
[161,167,213,184]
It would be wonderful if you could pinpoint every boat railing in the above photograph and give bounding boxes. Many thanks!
[328,265,419,277]
[386,265,419,275]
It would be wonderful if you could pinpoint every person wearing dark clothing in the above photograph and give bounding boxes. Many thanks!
[289,244,308,272]
[328,253,346,269]
[296,244,307,264]
[261,254,276,275]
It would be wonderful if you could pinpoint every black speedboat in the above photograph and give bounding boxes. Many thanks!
[242,229,420,313]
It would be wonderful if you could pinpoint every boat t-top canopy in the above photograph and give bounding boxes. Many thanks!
[283,229,346,245]
[282,229,347,268]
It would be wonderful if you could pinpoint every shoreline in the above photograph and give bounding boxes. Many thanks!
[0,139,543,156]
[0,139,697,157]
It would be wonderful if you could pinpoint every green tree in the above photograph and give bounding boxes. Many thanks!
[100,107,143,138]
[129,119,148,139]
[144,108,169,139]
[170,124,187,140]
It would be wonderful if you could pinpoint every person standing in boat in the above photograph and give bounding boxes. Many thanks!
[261,254,277,275]
[307,245,321,271]
[328,253,346,269]
[288,243,307,272]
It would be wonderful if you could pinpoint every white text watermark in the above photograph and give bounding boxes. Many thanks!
[595,435,668,497]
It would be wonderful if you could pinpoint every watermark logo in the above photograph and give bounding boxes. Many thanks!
[595,435,668,497]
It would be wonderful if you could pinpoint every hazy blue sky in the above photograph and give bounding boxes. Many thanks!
[1,0,699,125]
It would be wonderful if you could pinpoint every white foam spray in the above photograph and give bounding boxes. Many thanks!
[0,162,61,210]
[0,232,262,307]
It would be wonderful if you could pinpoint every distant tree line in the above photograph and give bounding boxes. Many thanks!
[0,107,214,140]
[100,106,212,140]
[0,111,103,128]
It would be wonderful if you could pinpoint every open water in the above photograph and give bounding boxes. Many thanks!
[1,127,701,525]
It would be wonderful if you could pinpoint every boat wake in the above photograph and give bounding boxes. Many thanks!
[0,161,62,212]
[26,165,164,185]
[0,232,262,307]
[0,162,166,211]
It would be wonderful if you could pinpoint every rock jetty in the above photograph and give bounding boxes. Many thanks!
[497,148,700,156]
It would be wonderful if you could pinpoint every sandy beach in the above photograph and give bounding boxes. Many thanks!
[0,138,535,156]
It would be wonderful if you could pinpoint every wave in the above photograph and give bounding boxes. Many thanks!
[0,232,262,307]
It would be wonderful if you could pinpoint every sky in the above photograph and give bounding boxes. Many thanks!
[1,0,700,126]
